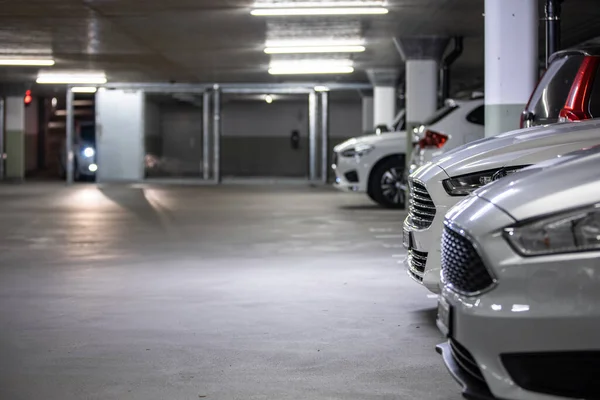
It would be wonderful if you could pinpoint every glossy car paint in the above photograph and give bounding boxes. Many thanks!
[404,118,600,293]
[440,147,600,400]
[410,98,485,172]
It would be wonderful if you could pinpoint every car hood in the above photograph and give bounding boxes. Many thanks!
[434,119,600,177]
[334,131,407,152]
[476,145,600,221]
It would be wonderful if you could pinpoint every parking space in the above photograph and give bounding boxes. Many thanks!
[0,184,458,400]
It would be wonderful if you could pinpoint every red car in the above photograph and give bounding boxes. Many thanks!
[522,46,600,127]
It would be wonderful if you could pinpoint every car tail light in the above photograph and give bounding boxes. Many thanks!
[559,56,600,123]
[418,130,448,149]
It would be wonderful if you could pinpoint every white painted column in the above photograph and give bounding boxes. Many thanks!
[485,0,538,136]
[361,96,374,132]
[406,59,438,125]
[373,86,395,128]
[5,96,25,180]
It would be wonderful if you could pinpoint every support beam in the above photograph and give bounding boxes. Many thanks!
[308,91,318,182]
[320,91,329,184]
[212,85,221,183]
[203,91,211,180]
[66,89,74,184]
[485,0,538,136]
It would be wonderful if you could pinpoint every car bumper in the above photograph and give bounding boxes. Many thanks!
[440,197,600,400]
[332,154,369,193]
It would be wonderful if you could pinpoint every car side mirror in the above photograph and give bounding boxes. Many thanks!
[521,110,535,128]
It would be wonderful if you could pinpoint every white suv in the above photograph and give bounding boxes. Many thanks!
[332,110,407,208]
[409,97,485,174]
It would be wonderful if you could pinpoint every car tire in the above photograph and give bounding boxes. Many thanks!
[368,157,406,209]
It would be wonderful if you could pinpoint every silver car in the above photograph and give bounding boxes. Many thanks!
[437,145,600,400]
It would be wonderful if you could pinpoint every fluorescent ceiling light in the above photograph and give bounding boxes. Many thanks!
[251,7,388,15]
[314,86,330,92]
[0,58,54,66]
[268,60,354,75]
[71,87,98,93]
[36,71,107,84]
[265,45,365,54]
[253,1,385,8]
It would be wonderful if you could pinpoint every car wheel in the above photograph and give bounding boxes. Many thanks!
[368,158,407,209]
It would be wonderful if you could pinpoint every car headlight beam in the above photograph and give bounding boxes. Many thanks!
[442,166,528,196]
[504,204,600,256]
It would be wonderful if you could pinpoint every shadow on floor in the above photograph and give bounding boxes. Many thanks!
[99,187,168,229]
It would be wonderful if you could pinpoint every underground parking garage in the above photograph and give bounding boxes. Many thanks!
[2,1,600,400]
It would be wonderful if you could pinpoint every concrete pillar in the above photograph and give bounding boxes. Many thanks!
[485,0,538,136]
[373,87,396,128]
[361,96,374,133]
[367,69,399,130]
[394,36,449,167]
[406,60,438,125]
[5,96,25,180]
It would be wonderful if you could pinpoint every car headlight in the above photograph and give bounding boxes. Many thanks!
[442,166,528,196]
[504,204,600,256]
[341,144,374,158]
[82,147,95,158]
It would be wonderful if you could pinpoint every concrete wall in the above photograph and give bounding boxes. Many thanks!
[221,100,361,177]
[143,98,362,179]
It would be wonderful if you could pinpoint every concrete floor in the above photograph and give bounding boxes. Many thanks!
[0,184,460,400]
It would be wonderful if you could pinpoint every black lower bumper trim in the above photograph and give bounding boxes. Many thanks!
[436,342,497,400]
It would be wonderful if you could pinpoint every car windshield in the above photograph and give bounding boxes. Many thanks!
[422,104,459,126]
[80,125,95,144]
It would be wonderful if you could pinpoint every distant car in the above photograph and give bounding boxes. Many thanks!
[409,97,485,174]
[437,145,600,400]
[403,118,600,293]
[59,122,97,180]
[332,109,407,208]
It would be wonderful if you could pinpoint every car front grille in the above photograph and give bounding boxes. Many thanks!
[450,339,485,383]
[407,249,427,282]
[441,226,494,295]
[408,179,436,229]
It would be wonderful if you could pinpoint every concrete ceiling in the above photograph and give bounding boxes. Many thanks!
[0,0,598,89]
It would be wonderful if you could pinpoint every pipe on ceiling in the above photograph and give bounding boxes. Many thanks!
[545,0,563,67]
[440,36,463,102]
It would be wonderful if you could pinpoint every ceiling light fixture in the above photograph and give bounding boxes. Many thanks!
[268,60,354,75]
[36,71,107,84]
[0,58,55,66]
[265,94,274,103]
[254,1,385,7]
[314,86,330,92]
[71,87,98,93]
[265,45,365,54]
[251,7,388,16]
